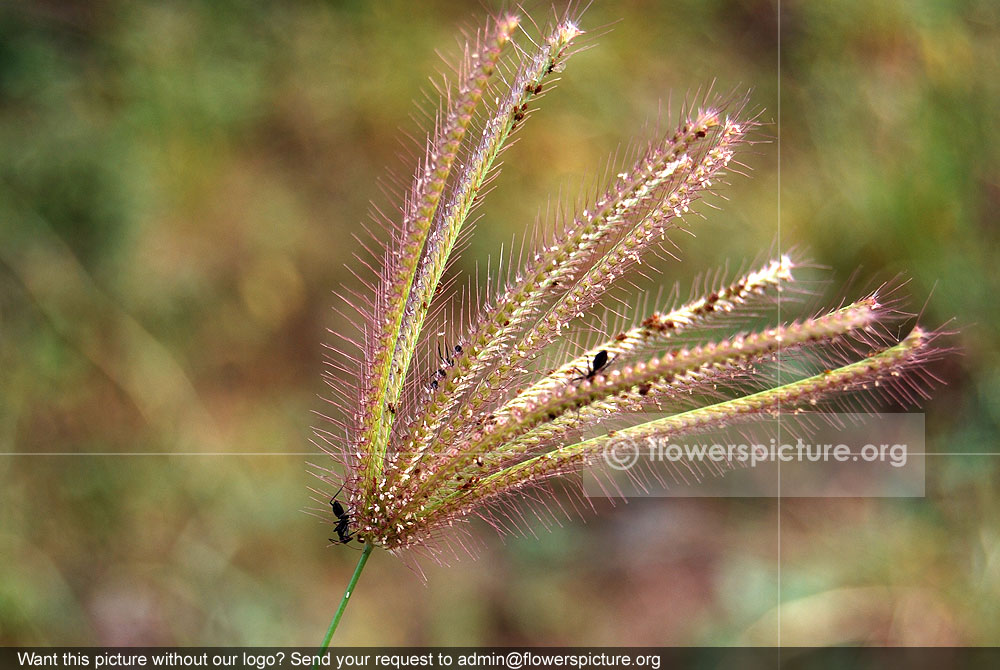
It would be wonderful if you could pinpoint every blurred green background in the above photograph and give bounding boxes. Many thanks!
[2,0,998,646]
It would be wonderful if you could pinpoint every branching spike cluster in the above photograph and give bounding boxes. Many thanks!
[311,10,945,561]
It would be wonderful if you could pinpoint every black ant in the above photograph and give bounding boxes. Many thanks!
[428,343,463,390]
[574,349,611,383]
[328,483,356,545]
[438,342,462,367]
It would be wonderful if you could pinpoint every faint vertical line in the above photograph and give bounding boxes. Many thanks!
[776,0,783,652]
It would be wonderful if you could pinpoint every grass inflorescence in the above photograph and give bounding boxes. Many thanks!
[308,8,945,625]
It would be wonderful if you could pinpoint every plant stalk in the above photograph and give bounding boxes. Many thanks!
[318,543,374,654]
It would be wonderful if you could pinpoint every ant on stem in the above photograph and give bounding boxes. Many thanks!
[328,483,357,545]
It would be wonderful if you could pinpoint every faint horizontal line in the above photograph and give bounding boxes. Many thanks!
[922,453,1000,456]
[0,452,321,456]
[0,452,996,457]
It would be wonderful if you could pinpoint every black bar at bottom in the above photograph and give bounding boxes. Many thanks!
[1,647,998,670]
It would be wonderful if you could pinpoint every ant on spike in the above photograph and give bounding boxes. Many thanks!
[429,343,464,390]
[574,349,611,383]
[437,342,463,368]
[328,483,356,545]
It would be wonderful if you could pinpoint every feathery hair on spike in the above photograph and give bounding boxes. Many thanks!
[399,106,738,472]
[401,326,941,546]
[403,298,884,507]
[313,8,947,566]
[441,109,757,449]
[355,13,521,485]
[357,15,585,489]
[506,255,796,409]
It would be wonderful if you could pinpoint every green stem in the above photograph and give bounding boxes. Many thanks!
[318,543,374,654]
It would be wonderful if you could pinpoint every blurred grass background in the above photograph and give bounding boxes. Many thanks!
[1,0,998,646]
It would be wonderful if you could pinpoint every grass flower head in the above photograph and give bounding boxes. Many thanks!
[310,7,944,571]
